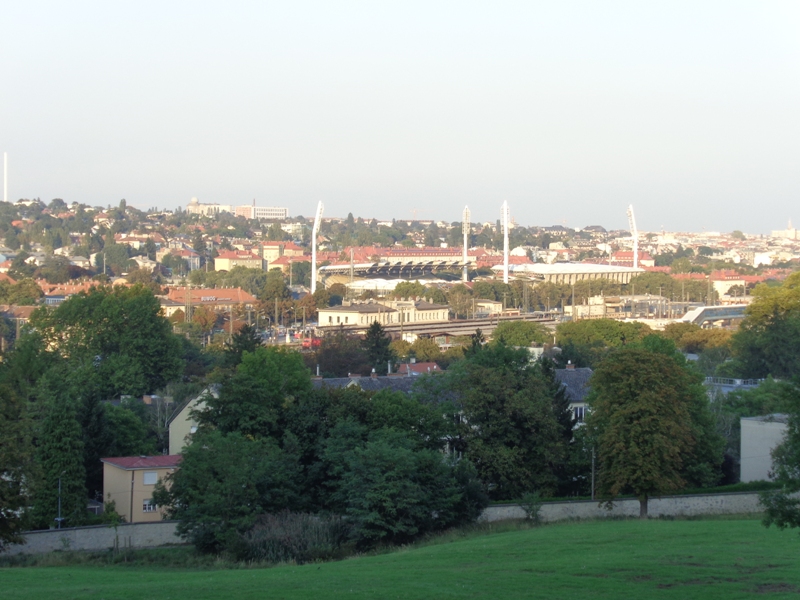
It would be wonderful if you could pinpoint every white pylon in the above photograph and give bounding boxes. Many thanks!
[311,201,324,294]
[627,204,639,269]
[462,206,470,282]
[501,201,510,284]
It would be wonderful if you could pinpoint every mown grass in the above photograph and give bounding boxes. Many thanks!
[4,517,800,599]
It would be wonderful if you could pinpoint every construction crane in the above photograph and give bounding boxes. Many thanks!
[627,204,639,270]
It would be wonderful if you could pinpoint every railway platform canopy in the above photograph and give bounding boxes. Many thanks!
[493,262,643,285]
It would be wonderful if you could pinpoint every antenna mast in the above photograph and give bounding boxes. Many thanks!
[311,201,324,294]
[627,204,639,269]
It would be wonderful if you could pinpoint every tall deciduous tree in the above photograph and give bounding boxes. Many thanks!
[587,347,696,517]
[28,380,87,530]
[0,386,31,550]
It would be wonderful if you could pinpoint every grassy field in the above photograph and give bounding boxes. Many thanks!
[4,517,800,599]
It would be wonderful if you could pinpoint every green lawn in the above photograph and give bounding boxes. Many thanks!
[4,518,800,599]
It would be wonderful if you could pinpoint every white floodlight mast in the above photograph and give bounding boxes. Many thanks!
[627,204,639,270]
[462,206,470,282]
[502,201,510,284]
[311,201,324,294]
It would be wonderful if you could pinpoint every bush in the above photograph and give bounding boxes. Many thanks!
[520,491,543,524]
[236,511,352,563]
[327,428,463,548]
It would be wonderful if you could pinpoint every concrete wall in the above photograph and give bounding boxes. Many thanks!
[481,491,764,523]
[741,418,787,483]
[5,521,180,556]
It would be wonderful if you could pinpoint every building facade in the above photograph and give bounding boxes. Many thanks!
[235,205,289,220]
[213,250,264,271]
[318,299,449,328]
[185,198,234,216]
[101,455,181,523]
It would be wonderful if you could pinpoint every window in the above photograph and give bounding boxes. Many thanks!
[345,316,349,324]
[142,499,157,513]
[573,406,587,423]
[143,471,158,485]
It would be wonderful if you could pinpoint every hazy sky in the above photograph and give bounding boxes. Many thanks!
[3,2,799,233]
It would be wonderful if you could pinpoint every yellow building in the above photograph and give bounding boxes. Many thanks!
[101,456,181,523]
[318,299,449,328]
[168,387,216,455]
[213,250,264,271]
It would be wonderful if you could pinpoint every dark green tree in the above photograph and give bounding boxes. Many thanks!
[434,342,568,499]
[192,231,207,266]
[362,322,394,375]
[326,427,460,547]
[198,347,311,439]
[153,430,300,553]
[104,403,156,457]
[0,386,32,550]
[308,329,370,378]
[223,324,262,368]
[28,381,87,530]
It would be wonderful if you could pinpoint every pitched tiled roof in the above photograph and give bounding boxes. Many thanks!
[167,287,257,304]
[101,455,182,470]
[312,376,417,394]
[323,304,398,314]
[216,250,261,260]
[554,367,593,403]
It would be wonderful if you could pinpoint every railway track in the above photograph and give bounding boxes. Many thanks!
[318,313,559,338]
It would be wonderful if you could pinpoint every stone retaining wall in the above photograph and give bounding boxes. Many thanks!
[482,491,763,523]
[6,492,763,556]
[5,521,180,556]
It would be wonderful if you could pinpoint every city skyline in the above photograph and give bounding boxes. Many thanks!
[2,2,799,233]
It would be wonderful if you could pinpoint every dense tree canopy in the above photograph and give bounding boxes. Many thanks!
[555,319,652,368]
[0,386,31,550]
[731,272,800,378]
[587,346,706,517]
[492,321,550,347]
[420,343,572,499]
[28,285,183,399]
